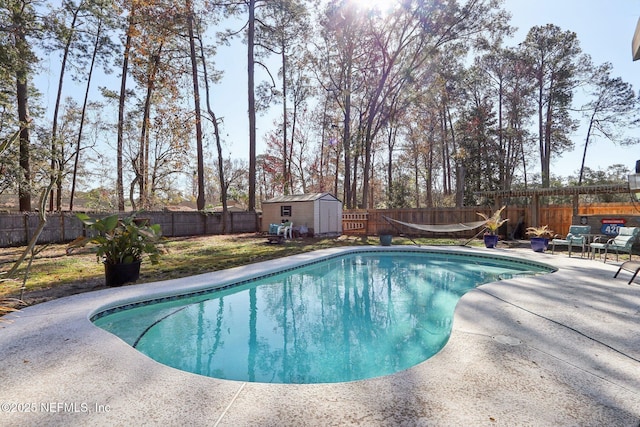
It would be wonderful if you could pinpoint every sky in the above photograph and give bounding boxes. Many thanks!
[36,0,640,181]
[212,0,640,180]
[502,0,640,178]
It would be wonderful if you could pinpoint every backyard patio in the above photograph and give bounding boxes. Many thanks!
[0,246,639,426]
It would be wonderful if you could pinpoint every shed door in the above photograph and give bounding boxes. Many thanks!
[320,200,339,233]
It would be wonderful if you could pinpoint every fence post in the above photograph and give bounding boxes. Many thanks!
[23,212,30,245]
[59,212,65,243]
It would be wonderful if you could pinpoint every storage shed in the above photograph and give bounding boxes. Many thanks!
[261,193,342,237]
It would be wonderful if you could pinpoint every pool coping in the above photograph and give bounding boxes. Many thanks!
[1,245,639,426]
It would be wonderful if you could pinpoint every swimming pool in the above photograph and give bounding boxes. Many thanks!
[93,249,554,384]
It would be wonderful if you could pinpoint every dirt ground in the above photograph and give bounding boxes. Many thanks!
[0,236,204,309]
[0,244,108,308]
[7,277,108,307]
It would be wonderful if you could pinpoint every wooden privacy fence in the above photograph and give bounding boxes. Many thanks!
[342,211,369,234]
[343,208,508,238]
[343,203,640,239]
[0,211,259,248]
[2,204,638,247]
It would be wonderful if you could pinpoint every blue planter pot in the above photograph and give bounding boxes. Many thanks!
[379,235,393,246]
[530,237,549,252]
[484,234,499,248]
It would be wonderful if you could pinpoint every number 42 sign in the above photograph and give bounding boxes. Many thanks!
[600,218,626,236]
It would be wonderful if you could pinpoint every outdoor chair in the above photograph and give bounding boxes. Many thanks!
[590,226,639,263]
[613,260,640,284]
[551,225,591,257]
[278,221,293,239]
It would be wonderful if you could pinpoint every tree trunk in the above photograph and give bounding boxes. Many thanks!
[187,0,205,210]
[387,128,393,205]
[413,144,420,208]
[139,46,162,209]
[289,99,298,193]
[117,14,135,212]
[16,26,31,212]
[50,5,80,211]
[281,46,289,195]
[247,0,257,212]
[71,19,103,211]
[342,88,353,208]
[426,138,433,207]
[362,130,372,209]
[578,112,596,186]
[198,26,229,233]
[17,75,31,212]
[543,97,553,187]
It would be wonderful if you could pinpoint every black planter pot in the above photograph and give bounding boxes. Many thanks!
[104,261,141,287]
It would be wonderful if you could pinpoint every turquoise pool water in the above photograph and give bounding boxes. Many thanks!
[93,250,553,384]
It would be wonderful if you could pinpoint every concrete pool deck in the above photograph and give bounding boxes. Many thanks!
[1,246,639,426]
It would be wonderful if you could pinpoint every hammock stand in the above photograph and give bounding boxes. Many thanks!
[382,216,488,246]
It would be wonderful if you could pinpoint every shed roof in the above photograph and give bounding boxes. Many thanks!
[262,192,341,204]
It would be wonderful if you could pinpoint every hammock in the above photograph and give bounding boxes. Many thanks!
[383,216,488,233]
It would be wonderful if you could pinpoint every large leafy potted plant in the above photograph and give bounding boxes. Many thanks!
[526,225,555,252]
[69,213,164,286]
[477,206,508,248]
